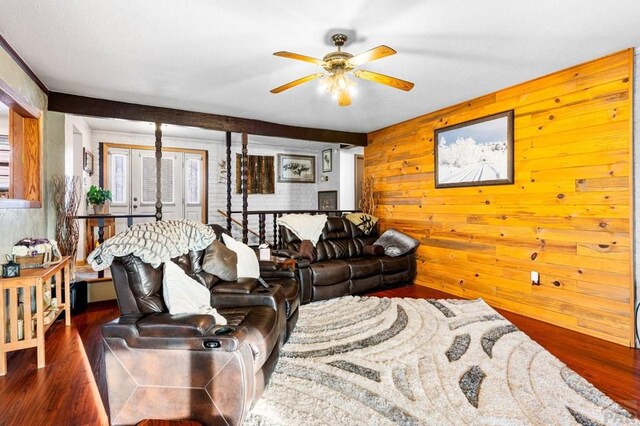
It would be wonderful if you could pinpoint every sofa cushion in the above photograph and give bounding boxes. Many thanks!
[346,257,382,279]
[202,240,238,281]
[374,229,420,257]
[309,260,350,286]
[118,254,166,314]
[218,305,280,372]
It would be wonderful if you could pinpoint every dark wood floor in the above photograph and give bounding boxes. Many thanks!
[0,285,637,425]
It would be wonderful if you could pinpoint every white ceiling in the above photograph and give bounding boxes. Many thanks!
[1,1,640,133]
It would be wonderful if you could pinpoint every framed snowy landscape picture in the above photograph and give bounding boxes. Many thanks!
[434,110,514,188]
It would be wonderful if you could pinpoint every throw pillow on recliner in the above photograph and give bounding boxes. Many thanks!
[162,261,227,324]
[202,240,238,281]
[374,228,420,257]
[221,233,261,278]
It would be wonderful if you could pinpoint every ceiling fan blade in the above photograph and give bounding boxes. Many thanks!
[353,69,414,91]
[270,73,324,94]
[338,90,352,107]
[348,45,396,66]
[273,51,325,66]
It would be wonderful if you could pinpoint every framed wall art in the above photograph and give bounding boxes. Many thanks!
[83,148,94,176]
[318,190,338,211]
[277,154,315,183]
[322,148,332,173]
[434,110,514,188]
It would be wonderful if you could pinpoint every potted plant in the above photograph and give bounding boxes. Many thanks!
[86,185,112,215]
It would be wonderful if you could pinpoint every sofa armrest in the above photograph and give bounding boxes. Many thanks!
[271,249,302,260]
[210,283,286,312]
[363,244,385,256]
[102,314,247,351]
[211,277,259,295]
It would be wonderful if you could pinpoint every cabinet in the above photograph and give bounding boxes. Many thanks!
[0,257,71,375]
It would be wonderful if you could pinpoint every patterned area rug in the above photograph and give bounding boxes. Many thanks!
[244,296,637,425]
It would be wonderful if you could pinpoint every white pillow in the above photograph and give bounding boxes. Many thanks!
[222,233,260,278]
[162,261,227,325]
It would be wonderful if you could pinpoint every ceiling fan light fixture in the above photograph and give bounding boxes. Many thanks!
[271,33,413,106]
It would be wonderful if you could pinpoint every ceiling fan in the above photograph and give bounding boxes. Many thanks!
[270,33,414,106]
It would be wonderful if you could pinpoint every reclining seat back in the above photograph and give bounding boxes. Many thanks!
[315,217,377,261]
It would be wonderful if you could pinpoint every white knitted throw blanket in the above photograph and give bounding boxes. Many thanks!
[276,214,327,246]
[87,219,215,271]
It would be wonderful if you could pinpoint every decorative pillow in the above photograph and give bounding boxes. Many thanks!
[162,261,226,324]
[202,240,238,281]
[345,213,378,235]
[221,233,260,278]
[374,228,420,257]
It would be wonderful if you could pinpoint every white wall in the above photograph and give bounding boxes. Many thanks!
[339,146,364,210]
[64,115,93,260]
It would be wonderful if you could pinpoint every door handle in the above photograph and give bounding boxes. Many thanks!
[133,197,138,201]
[133,204,138,209]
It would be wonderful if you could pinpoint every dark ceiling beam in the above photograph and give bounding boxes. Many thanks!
[48,92,367,146]
[0,34,49,94]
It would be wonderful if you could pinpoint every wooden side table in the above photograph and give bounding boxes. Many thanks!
[0,256,71,375]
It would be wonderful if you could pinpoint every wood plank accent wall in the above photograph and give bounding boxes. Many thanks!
[366,49,634,346]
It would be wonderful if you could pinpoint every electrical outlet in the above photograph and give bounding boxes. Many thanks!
[530,271,540,285]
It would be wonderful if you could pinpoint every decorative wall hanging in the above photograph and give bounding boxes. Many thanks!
[322,149,333,173]
[318,190,338,210]
[235,154,275,194]
[83,148,94,176]
[277,154,316,183]
[434,110,514,188]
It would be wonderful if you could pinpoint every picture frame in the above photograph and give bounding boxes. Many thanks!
[277,154,316,183]
[322,148,332,173]
[434,110,514,188]
[318,190,338,211]
[83,148,94,176]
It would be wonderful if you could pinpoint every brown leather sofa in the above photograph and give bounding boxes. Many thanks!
[103,226,300,425]
[277,216,417,303]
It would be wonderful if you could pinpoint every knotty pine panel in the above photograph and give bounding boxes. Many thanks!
[366,49,634,346]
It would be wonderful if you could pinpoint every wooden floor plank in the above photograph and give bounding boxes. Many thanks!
[0,286,637,424]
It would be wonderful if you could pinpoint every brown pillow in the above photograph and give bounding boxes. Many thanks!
[202,240,237,281]
[299,239,317,262]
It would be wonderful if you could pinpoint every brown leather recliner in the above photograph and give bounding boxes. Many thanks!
[103,232,298,425]
[278,216,417,303]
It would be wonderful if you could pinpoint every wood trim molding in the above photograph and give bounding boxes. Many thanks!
[48,92,367,146]
[0,34,48,94]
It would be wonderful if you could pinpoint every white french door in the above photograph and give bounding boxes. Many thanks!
[106,145,204,233]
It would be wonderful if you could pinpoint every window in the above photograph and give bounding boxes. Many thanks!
[109,153,128,204]
[185,156,201,205]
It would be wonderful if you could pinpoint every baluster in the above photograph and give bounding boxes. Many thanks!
[154,122,163,222]
[225,132,232,233]
[272,213,278,248]
[97,218,105,279]
[258,213,266,244]
[241,133,248,244]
